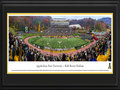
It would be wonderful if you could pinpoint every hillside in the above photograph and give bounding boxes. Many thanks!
[98,17,111,25]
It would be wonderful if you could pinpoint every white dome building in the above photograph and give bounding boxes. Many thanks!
[69,24,82,29]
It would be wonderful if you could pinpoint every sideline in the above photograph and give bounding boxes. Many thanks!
[24,36,97,56]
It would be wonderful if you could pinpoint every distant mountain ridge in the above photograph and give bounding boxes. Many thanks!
[98,17,111,25]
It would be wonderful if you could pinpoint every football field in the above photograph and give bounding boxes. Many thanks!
[28,37,90,49]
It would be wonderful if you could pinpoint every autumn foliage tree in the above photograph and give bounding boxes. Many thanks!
[9,16,51,32]
[70,18,107,31]
[24,17,27,26]
[95,21,106,31]
[9,16,107,33]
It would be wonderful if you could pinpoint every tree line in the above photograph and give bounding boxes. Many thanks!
[69,18,111,31]
[9,16,111,32]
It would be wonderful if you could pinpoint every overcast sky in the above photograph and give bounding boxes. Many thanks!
[50,15,112,20]
[9,14,112,20]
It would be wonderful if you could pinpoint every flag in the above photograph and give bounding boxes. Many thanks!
[15,39,17,55]
[93,36,98,40]
[10,49,13,60]
[19,44,22,61]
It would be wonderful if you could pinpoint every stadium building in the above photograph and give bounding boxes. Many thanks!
[46,18,74,36]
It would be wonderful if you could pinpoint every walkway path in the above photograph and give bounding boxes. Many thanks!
[24,36,97,56]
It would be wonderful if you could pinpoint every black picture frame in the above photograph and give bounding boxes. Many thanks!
[0,0,120,89]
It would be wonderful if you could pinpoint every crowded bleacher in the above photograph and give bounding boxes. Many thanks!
[9,30,111,61]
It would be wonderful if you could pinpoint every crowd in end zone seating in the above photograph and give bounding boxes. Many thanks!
[9,31,111,61]
[45,27,74,36]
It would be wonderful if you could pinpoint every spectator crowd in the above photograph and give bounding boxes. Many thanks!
[45,27,74,36]
[9,31,111,61]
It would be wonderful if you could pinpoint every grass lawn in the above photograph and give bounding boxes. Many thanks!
[28,37,90,49]
[95,29,106,32]
[9,27,45,40]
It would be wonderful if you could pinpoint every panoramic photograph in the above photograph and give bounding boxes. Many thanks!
[8,13,112,62]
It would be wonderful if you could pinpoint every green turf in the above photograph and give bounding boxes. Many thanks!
[28,37,90,49]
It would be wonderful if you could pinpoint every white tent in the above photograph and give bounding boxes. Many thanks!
[69,24,82,29]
